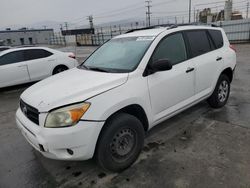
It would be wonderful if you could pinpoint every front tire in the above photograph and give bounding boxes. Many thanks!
[95,113,145,172]
[207,74,230,108]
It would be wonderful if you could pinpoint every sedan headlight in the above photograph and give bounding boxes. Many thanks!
[45,102,90,128]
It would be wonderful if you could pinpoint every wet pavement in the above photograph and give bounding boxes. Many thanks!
[0,44,250,188]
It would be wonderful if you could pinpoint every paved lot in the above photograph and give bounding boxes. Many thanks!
[0,44,250,188]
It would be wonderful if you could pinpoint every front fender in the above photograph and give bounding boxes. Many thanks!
[83,77,153,126]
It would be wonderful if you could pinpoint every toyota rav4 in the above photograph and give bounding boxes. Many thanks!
[16,25,236,172]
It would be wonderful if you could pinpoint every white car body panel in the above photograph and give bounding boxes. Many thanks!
[0,47,78,88]
[0,61,29,87]
[16,26,236,161]
[21,68,129,112]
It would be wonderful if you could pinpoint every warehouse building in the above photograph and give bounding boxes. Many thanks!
[0,28,54,46]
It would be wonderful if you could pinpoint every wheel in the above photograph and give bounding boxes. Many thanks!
[207,74,230,108]
[95,113,145,172]
[53,65,68,75]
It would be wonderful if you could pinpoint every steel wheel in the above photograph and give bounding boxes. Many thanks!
[95,113,145,172]
[110,128,137,162]
[218,80,229,103]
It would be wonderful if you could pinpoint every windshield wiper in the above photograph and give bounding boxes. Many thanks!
[88,67,109,72]
[81,64,89,70]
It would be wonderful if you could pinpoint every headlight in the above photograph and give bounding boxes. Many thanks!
[45,102,90,128]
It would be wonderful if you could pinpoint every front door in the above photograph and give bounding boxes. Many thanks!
[0,50,30,88]
[147,32,195,122]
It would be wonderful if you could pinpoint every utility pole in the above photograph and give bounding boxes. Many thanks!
[145,0,152,27]
[189,0,192,23]
[194,7,196,23]
[60,24,63,32]
[247,1,249,19]
[87,15,94,29]
[196,9,199,23]
[64,22,68,31]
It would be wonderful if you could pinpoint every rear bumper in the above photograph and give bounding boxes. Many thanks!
[16,108,104,160]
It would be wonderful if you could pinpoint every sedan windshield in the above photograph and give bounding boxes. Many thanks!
[80,36,154,73]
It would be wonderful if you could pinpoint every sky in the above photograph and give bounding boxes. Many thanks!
[0,0,248,30]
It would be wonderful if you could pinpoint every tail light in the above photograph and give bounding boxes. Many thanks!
[68,53,76,59]
[229,44,236,52]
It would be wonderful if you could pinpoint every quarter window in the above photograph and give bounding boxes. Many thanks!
[0,51,25,65]
[152,33,187,66]
[208,30,224,49]
[186,30,211,57]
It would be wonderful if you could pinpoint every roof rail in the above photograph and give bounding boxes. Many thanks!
[125,24,174,33]
[125,23,220,33]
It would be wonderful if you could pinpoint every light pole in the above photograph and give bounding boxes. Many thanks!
[189,0,192,23]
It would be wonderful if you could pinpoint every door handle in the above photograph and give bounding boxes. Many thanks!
[48,59,56,62]
[216,57,223,61]
[186,67,195,73]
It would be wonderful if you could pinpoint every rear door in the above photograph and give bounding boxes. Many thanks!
[184,30,223,97]
[0,50,30,88]
[24,49,54,81]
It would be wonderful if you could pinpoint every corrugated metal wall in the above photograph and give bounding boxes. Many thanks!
[213,19,250,42]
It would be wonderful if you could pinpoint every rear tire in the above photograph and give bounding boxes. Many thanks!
[95,113,145,172]
[52,65,68,75]
[207,74,230,108]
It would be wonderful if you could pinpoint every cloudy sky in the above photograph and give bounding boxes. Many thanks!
[0,0,247,30]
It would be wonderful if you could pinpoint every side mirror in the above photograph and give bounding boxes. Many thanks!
[150,59,173,72]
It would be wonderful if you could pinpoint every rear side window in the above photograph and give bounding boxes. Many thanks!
[185,30,211,57]
[0,51,25,65]
[24,49,53,61]
[208,30,224,49]
[152,33,187,66]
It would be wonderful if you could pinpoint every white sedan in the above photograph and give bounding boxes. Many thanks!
[0,47,78,88]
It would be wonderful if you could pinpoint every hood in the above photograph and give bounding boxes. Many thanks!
[21,68,128,112]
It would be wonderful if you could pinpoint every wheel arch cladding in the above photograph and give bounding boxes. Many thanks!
[221,67,233,83]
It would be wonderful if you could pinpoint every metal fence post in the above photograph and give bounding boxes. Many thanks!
[101,27,104,44]
[110,26,113,38]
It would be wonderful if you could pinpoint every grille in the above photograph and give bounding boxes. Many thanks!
[20,99,39,125]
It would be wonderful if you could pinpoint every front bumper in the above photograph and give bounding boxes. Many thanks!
[16,108,104,160]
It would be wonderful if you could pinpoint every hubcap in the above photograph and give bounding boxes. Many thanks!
[110,128,136,160]
[218,80,229,103]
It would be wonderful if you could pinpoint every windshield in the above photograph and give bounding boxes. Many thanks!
[80,36,154,73]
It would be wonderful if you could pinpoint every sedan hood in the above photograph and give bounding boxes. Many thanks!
[21,68,128,112]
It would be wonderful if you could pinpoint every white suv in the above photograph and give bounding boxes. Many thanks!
[16,25,236,172]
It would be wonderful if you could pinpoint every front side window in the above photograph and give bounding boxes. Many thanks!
[0,51,25,66]
[151,33,187,66]
[80,37,153,73]
[186,30,211,57]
